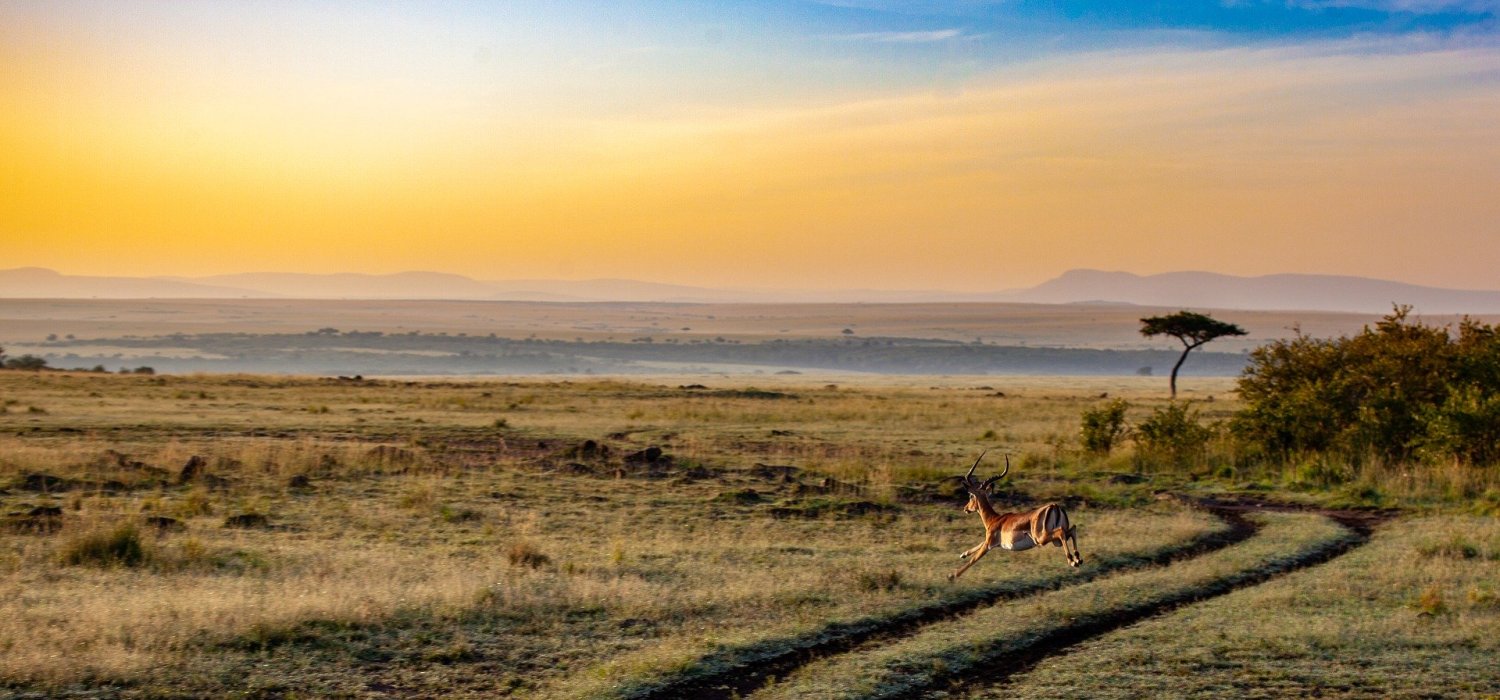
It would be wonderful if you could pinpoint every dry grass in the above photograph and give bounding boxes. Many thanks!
[752,512,1351,699]
[555,507,1221,699]
[0,461,1216,695]
[1,370,1232,696]
[0,371,1492,697]
[997,516,1500,698]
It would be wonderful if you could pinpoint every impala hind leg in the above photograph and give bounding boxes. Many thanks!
[1065,525,1082,567]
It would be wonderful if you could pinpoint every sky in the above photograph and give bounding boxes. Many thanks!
[2,0,1498,292]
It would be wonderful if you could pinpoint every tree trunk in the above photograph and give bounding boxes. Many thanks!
[1168,345,1193,399]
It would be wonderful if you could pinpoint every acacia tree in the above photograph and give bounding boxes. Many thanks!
[1140,311,1247,399]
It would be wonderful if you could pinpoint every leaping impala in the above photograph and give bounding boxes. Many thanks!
[948,451,1082,580]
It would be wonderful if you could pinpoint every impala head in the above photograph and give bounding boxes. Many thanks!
[953,451,1009,513]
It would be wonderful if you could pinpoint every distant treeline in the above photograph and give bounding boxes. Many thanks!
[32,331,1249,376]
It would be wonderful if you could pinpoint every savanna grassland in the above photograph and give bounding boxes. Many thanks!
[1,370,1497,698]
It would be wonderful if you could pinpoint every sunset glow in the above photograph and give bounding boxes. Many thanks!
[3,1,1498,291]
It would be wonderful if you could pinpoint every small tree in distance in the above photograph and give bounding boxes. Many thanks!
[1141,311,1247,399]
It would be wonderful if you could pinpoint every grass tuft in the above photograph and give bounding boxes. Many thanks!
[58,522,149,568]
[1415,585,1448,617]
[855,569,903,592]
[507,541,550,569]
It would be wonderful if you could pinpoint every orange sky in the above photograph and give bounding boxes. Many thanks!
[3,3,1499,291]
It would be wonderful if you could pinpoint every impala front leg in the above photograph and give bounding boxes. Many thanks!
[958,539,986,560]
[949,543,991,580]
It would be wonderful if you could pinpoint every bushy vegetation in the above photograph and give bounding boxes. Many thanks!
[1233,307,1500,466]
[1134,402,1215,468]
[3,354,49,371]
[1078,400,1218,471]
[1072,308,1500,499]
[1080,399,1131,455]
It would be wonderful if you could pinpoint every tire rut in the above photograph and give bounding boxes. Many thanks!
[627,507,1260,700]
[905,500,1393,700]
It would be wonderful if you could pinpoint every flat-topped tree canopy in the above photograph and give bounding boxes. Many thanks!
[1140,311,1247,398]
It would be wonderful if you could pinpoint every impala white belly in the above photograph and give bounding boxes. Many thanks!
[999,531,1036,551]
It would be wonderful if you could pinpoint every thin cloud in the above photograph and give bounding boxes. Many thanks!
[830,28,965,42]
[1284,0,1499,13]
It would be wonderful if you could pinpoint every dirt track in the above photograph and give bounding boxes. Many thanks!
[626,497,1393,700]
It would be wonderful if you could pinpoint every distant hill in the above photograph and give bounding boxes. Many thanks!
[0,267,272,299]
[1006,269,1500,314]
[183,271,501,300]
[483,278,749,303]
[5,266,1500,313]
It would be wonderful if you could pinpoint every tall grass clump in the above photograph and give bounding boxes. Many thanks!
[507,541,550,569]
[59,522,149,568]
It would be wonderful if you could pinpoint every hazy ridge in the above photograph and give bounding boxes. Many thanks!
[1016,269,1500,314]
[6,267,1500,314]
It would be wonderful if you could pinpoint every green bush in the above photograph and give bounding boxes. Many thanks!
[1234,307,1500,466]
[1289,454,1353,488]
[1080,399,1130,455]
[1415,385,1500,465]
[4,354,48,371]
[1135,402,1213,467]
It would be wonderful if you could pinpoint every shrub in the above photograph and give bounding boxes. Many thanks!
[1135,402,1213,467]
[1080,399,1131,455]
[1289,455,1353,488]
[4,354,48,371]
[1415,385,1500,465]
[1234,307,1500,465]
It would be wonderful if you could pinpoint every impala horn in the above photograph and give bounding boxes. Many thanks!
[980,454,1011,490]
[957,449,986,484]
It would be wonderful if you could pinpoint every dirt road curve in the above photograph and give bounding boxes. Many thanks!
[627,496,1394,700]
